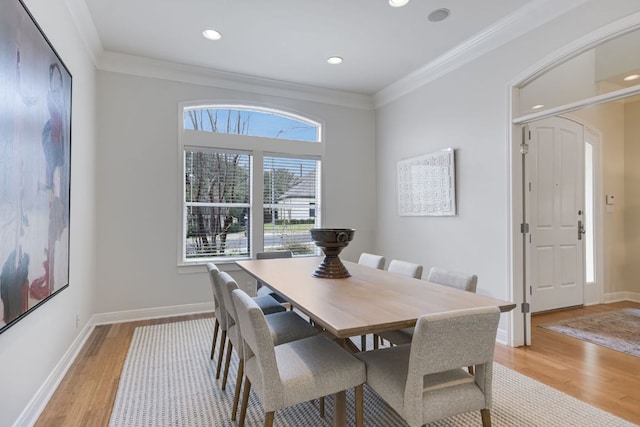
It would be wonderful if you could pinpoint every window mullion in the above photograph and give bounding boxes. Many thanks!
[252,151,265,257]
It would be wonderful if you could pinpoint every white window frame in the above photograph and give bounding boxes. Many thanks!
[178,102,325,266]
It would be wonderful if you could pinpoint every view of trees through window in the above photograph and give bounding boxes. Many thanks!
[182,106,321,261]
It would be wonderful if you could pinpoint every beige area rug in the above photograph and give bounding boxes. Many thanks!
[539,308,640,358]
[109,318,636,427]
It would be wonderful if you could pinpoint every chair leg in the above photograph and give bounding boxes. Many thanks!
[355,384,364,427]
[360,335,366,351]
[264,411,275,427]
[373,334,379,349]
[238,377,252,427]
[231,359,244,420]
[468,365,475,375]
[481,408,491,427]
[215,331,227,379]
[210,319,219,360]
[320,396,325,418]
[221,341,234,390]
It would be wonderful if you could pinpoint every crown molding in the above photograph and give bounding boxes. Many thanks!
[64,0,102,66]
[373,0,588,108]
[97,51,374,110]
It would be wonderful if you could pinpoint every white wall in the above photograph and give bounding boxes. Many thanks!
[624,100,640,295]
[94,71,376,314]
[0,0,98,426]
[374,0,640,341]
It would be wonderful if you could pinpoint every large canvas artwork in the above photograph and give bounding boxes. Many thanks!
[0,0,72,334]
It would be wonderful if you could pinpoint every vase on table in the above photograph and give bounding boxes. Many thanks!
[309,228,355,278]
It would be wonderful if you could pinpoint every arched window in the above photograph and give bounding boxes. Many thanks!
[180,105,323,263]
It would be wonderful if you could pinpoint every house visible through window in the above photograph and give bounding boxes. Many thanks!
[180,105,322,263]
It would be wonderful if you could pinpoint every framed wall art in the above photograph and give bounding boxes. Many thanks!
[0,0,72,334]
[397,148,456,216]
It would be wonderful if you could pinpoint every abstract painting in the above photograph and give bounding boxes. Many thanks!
[0,0,72,334]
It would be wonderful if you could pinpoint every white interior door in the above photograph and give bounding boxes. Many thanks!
[527,117,585,313]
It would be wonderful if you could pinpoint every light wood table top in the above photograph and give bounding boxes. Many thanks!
[236,256,516,339]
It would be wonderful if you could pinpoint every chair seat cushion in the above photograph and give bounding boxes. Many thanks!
[356,344,411,413]
[357,344,486,424]
[246,335,366,411]
[378,327,414,345]
[253,295,286,315]
[256,286,289,304]
[265,311,318,345]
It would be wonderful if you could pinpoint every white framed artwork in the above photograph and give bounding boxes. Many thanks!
[397,148,456,216]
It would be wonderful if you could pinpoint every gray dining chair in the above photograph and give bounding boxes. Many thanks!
[255,250,292,304]
[379,267,479,347]
[429,267,478,293]
[374,258,423,349]
[358,252,386,270]
[232,288,366,427]
[387,259,423,279]
[207,263,285,380]
[358,252,386,351]
[218,272,320,421]
[356,306,500,427]
[206,263,229,378]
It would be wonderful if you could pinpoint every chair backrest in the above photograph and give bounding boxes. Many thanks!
[231,288,284,404]
[218,271,244,358]
[358,252,385,270]
[388,259,423,279]
[256,250,293,260]
[403,307,500,426]
[427,267,478,293]
[207,262,227,329]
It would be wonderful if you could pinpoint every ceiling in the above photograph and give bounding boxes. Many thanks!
[82,0,536,96]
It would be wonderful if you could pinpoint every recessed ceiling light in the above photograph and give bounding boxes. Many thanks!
[389,0,409,7]
[624,74,640,81]
[327,56,343,65]
[202,29,222,41]
[428,8,450,22]
[531,104,545,110]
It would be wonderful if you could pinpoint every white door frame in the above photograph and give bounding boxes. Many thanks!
[507,12,640,346]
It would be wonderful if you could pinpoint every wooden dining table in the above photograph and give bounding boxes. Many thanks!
[235,256,516,427]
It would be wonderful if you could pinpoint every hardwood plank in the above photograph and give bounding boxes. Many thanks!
[495,302,640,425]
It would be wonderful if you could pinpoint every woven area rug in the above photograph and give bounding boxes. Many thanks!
[109,318,636,427]
[539,308,640,358]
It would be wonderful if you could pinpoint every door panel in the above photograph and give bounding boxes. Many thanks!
[528,117,585,313]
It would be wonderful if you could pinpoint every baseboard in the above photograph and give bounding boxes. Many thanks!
[92,302,213,325]
[496,327,509,345]
[603,291,640,303]
[14,322,95,427]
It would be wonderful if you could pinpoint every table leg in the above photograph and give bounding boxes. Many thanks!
[333,390,346,427]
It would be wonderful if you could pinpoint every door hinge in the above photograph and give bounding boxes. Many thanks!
[520,223,529,233]
[520,143,529,154]
[521,302,530,313]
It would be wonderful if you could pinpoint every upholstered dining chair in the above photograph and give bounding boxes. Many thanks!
[374,259,423,349]
[428,266,478,293]
[387,259,423,279]
[357,252,386,351]
[358,252,386,270]
[378,267,479,347]
[206,263,229,379]
[255,250,292,304]
[208,263,286,380]
[218,272,320,421]
[356,306,501,427]
[232,288,367,427]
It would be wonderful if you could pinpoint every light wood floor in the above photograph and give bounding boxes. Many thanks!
[35,302,640,426]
